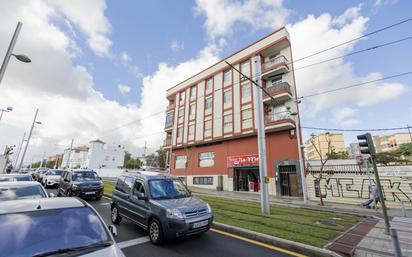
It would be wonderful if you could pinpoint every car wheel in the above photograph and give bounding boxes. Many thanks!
[57,188,62,197]
[96,195,102,201]
[43,181,47,188]
[67,189,73,197]
[111,205,122,225]
[149,218,163,245]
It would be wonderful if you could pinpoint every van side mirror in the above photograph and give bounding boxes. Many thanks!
[108,225,118,237]
[137,193,148,201]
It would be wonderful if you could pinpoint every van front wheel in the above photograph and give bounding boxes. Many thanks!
[149,218,163,245]
[111,205,122,225]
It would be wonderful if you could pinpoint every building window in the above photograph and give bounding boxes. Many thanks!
[224,90,232,107]
[178,109,184,124]
[204,120,212,138]
[223,69,231,84]
[205,97,213,113]
[175,156,187,169]
[224,114,232,133]
[188,124,195,141]
[241,83,251,102]
[193,177,213,185]
[241,60,250,76]
[177,127,183,143]
[270,76,282,86]
[165,113,173,125]
[206,78,213,93]
[190,85,196,98]
[199,152,215,167]
[189,103,196,117]
[242,108,253,129]
[179,91,185,104]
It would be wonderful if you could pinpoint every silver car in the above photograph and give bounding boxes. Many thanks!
[0,197,125,257]
[41,169,64,188]
[0,181,50,201]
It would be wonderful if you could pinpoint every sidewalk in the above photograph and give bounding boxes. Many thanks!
[190,187,412,218]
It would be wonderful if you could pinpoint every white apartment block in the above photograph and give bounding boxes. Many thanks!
[374,132,412,153]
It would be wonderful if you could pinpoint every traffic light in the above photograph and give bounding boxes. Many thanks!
[357,133,376,156]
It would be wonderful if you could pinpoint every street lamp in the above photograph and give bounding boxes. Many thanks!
[17,108,41,171]
[0,106,13,121]
[0,22,31,85]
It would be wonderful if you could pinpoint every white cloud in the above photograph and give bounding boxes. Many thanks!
[373,0,398,7]
[331,107,360,127]
[195,0,290,39]
[170,40,184,52]
[117,84,131,95]
[287,5,407,114]
[120,51,132,63]
[48,0,112,56]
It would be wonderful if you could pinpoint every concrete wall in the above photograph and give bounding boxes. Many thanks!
[306,171,412,209]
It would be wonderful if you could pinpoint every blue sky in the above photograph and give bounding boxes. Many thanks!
[0,0,411,160]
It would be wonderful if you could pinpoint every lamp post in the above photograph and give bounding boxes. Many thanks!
[0,22,31,86]
[0,106,13,121]
[17,108,41,171]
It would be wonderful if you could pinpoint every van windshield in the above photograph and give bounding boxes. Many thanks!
[72,171,99,181]
[149,179,190,199]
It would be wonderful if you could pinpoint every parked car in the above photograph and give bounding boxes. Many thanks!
[0,181,50,201]
[58,169,104,200]
[0,197,124,257]
[41,169,64,188]
[0,174,33,182]
[33,167,48,181]
[111,171,213,244]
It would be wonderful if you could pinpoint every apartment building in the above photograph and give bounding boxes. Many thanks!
[304,133,346,160]
[61,139,125,169]
[374,132,412,152]
[163,27,304,197]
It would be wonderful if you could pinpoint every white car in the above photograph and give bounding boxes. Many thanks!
[41,169,64,188]
[0,198,125,257]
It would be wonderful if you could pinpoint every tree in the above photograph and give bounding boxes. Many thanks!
[374,152,402,166]
[156,148,167,169]
[309,133,333,206]
[123,151,142,169]
[396,143,412,157]
[326,149,349,160]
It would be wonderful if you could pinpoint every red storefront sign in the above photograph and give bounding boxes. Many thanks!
[227,154,259,167]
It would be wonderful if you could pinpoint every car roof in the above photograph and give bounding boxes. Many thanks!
[121,170,175,180]
[71,169,95,172]
[0,197,86,214]
[0,181,41,187]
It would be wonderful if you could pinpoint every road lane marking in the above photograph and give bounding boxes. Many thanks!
[210,228,307,257]
[99,202,110,206]
[117,236,150,249]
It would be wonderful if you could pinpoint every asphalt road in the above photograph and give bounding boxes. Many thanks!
[46,188,301,257]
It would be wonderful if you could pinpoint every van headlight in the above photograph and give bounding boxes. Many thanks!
[166,209,184,219]
[206,203,212,213]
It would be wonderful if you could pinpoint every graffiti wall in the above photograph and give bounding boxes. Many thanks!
[306,171,412,209]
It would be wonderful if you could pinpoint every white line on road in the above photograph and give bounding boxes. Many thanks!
[117,237,150,249]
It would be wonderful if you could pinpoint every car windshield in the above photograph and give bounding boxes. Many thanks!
[14,175,32,181]
[0,185,46,201]
[149,179,190,199]
[48,170,63,176]
[0,177,12,182]
[72,171,99,181]
[0,207,111,257]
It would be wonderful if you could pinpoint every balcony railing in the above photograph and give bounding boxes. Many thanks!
[262,55,288,74]
[265,112,290,123]
[265,82,291,96]
[164,119,174,129]
[166,103,175,112]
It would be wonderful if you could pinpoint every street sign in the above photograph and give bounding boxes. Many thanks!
[227,154,259,167]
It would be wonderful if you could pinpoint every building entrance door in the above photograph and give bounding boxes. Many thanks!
[233,167,259,192]
[279,165,298,196]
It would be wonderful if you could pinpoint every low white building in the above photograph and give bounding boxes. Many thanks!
[61,139,125,169]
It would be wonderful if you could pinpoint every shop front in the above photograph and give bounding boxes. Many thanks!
[227,155,260,192]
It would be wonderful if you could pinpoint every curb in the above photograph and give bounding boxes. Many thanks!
[213,222,343,257]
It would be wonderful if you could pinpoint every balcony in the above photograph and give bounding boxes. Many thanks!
[163,137,172,148]
[263,82,292,103]
[166,103,175,112]
[261,55,289,79]
[265,112,295,132]
[164,119,174,132]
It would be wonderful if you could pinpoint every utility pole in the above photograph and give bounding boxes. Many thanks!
[252,55,270,215]
[18,108,39,171]
[65,139,74,169]
[291,108,308,204]
[13,132,26,169]
[40,151,46,168]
